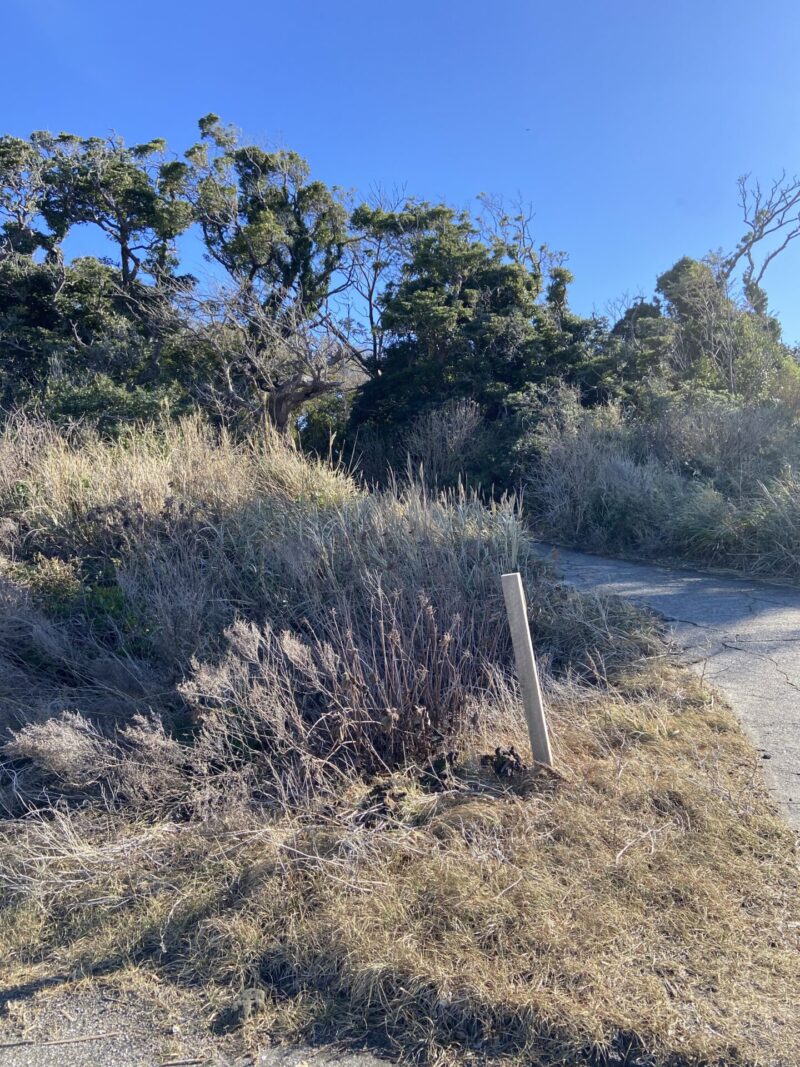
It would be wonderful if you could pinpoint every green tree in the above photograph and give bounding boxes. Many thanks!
[343,197,456,376]
[0,134,57,255]
[0,128,195,412]
[183,115,351,431]
[606,257,797,402]
[40,133,192,288]
[348,207,611,435]
[656,257,790,397]
[187,115,347,319]
[349,208,538,425]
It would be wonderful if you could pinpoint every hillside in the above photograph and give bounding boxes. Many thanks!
[0,419,797,1066]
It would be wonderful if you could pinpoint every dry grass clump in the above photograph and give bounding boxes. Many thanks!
[0,417,797,1065]
[0,566,168,762]
[1,670,797,1067]
[0,413,355,556]
[0,415,659,756]
[522,386,800,578]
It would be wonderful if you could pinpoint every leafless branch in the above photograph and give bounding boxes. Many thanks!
[722,172,800,311]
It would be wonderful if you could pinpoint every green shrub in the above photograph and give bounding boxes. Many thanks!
[42,374,189,435]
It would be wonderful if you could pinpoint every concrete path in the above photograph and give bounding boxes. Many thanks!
[540,546,800,831]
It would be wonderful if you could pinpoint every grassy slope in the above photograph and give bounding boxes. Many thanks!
[0,417,797,1067]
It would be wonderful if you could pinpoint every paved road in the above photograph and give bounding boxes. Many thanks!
[540,546,800,831]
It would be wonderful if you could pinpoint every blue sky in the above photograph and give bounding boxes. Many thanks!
[4,0,800,340]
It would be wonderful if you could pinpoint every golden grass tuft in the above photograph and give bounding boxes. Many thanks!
[0,413,356,541]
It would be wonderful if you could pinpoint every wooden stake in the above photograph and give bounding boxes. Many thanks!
[501,572,554,767]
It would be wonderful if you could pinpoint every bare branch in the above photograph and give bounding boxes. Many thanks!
[722,172,800,311]
[183,282,353,433]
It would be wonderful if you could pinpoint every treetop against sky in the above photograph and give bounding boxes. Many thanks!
[4,0,800,340]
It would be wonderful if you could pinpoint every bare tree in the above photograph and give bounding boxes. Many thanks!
[475,192,566,289]
[336,187,424,378]
[722,172,800,312]
[191,286,350,433]
[605,290,648,330]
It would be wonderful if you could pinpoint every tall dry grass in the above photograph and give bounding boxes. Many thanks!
[0,415,797,1066]
[0,413,658,802]
[522,386,800,577]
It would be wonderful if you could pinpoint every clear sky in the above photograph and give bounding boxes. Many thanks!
[4,0,800,339]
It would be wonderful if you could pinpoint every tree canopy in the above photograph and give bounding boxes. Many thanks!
[1,116,797,453]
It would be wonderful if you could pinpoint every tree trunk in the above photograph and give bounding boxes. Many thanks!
[267,392,294,436]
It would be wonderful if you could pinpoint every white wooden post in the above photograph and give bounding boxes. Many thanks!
[501,572,554,767]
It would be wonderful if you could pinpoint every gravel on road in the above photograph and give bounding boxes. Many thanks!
[0,984,387,1067]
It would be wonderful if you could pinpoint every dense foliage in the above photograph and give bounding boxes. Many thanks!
[2,116,800,570]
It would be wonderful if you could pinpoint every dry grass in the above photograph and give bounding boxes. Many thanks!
[522,387,800,578]
[0,416,797,1066]
[2,671,797,1067]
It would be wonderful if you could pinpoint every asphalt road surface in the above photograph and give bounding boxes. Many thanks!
[540,545,800,831]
